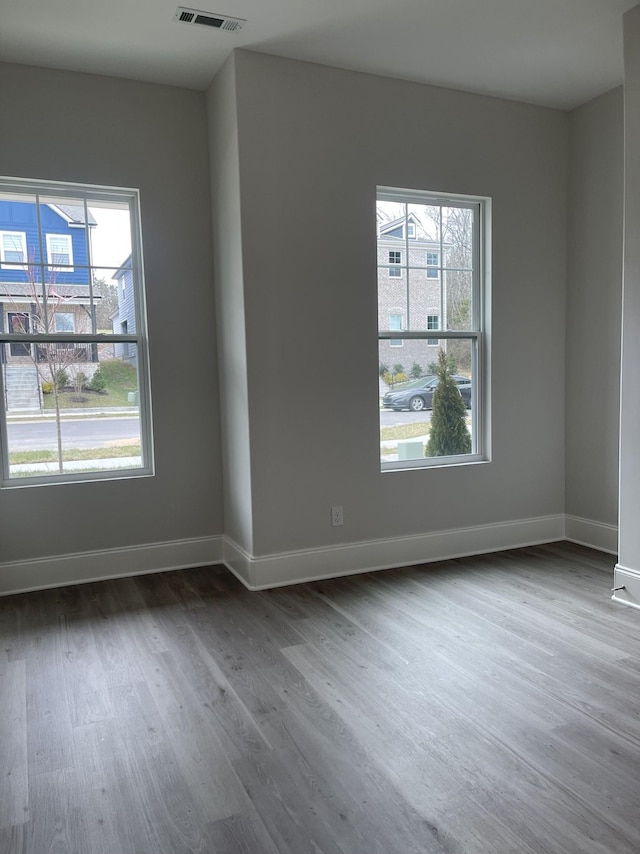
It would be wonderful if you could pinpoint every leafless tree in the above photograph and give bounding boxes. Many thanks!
[4,262,90,472]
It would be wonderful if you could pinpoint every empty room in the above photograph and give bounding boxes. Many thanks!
[1,1,640,852]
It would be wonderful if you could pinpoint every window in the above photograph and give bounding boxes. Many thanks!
[46,234,74,269]
[407,222,416,239]
[0,231,27,267]
[377,187,490,470]
[426,252,439,278]
[389,313,403,347]
[0,177,153,487]
[55,312,75,333]
[387,251,402,277]
[427,314,439,345]
[7,313,30,356]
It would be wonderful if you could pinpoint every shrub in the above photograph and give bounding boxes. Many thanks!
[41,381,53,395]
[74,371,88,394]
[426,350,471,458]
[409,362,424,379]
[382,370,408,387]
[88,368,107,393]
[428,353,457,376]
[54,368,69,390]
[99,359,137,387]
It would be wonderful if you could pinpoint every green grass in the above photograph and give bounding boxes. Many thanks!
[42,360,138,409]
[11,462,142,478]
[380,423,431,441]
[9,444,141,464]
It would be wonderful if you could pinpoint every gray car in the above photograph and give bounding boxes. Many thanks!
[382,375,471,411]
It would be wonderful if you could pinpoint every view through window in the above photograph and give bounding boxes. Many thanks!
[377,188,489,469]
[0,177,153,486]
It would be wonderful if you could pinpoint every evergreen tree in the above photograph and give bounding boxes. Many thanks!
[426,349,471,457]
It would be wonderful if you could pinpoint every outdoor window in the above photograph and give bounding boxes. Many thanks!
[0,231,27,267]
[377,187,490,470]
[55,312,75,333]
[389,313,403,347]
[426,251,439,278]
[46,234,74,269]
[427,314,440,345]
[0,177,153,487]
[407,222,416,238]
[389,251,401,264]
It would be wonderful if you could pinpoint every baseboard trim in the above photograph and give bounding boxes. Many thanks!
[0,535,224,597]
[224,514,566,591]
[612,563,640,610]
[0,513,619,598]
[565,515,618,555]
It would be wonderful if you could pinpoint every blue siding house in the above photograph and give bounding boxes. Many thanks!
[0,199,99,408]
[111,255,136,367]
[0,199,98,354]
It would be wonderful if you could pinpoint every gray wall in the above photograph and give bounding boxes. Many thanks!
[619,7,640,568]
[566,87,623,527]
[206,56,254,554]
[0,62,223,563]
[223,50,569,559]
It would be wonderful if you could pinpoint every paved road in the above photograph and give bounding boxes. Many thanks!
[7,417,140,451]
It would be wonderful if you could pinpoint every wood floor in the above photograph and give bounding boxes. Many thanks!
[1,542,639,853]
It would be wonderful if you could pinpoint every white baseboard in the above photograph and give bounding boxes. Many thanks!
[0,535,223,597]
[0,513,619,598]
[612,564,640,610]
[565,514,618,555]
[224,514,566,591]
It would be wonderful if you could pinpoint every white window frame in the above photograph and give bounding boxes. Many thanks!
[377,186,491,471]
[54,312,75,333]
[426,313,440,346]
[388,313,404,347]
[407,221,416,239]
[426,251,439,279]
[0,176,154,488]
[0,230,27,268]
[46,233,74,271]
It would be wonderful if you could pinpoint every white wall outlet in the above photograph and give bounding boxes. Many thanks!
[331,506,344,527]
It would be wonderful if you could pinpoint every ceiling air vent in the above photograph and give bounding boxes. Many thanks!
[174,7,246,32]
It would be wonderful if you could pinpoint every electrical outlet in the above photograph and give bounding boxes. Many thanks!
[331,506,344,527]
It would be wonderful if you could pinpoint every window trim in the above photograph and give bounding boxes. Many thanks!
[426,313,440,346]
[0,230,27,268]
[0,176,154,488]
[388,312,404,347]
[54,311,75,333]
[46,233,74,271]
[377,186,491,471]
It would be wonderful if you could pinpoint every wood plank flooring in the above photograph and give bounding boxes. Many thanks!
[1,542,639,853]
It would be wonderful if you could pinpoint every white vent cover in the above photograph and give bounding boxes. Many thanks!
[174,7,246,32]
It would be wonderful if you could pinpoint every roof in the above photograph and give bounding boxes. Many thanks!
[0,282,97,301]
[50,204,98,227]
[379,213,434,242]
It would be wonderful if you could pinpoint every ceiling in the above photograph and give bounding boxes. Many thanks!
[0,0,636,110]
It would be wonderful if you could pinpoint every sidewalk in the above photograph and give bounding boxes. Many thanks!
[6,407,138,421]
